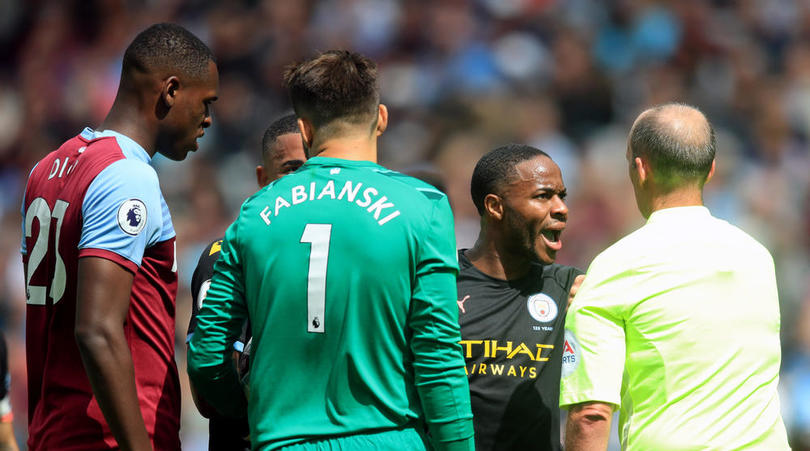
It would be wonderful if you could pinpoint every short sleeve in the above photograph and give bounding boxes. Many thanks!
[78,159,163,272]
[559,253,628,409]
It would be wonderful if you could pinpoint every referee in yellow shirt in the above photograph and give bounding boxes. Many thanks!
[560,103,790,450]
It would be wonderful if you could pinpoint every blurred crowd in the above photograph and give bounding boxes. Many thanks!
[0,0,808,449]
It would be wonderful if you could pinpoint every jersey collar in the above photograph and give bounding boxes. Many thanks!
[302,156,383,169]
[80,127,152,164]
[646,206,711,224]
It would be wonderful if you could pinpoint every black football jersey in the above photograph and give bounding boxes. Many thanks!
[456,250,583,451]
[188,238,250,451]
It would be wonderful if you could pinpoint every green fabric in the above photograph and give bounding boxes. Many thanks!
[560,206,789,450]
[188,157,473,451]
[275,426,428,451]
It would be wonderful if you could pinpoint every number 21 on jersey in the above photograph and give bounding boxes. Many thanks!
[24,197,69,306]
[300,224,332,334]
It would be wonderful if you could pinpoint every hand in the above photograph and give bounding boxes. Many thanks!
[568,275,585,308]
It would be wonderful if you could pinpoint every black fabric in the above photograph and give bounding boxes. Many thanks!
[188,238,250,451]
[457,250,583,451]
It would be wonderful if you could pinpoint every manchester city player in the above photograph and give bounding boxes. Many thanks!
[458,144,584,450]
[188,49,473,451]
[186,113,306,450]
[21,24,218,450]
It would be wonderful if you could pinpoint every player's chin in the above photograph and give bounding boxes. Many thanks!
[168,143,197,161]
[533,244,557,265]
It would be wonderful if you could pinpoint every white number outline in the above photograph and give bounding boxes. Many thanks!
[300,224,332,333]
[24,198,69,305]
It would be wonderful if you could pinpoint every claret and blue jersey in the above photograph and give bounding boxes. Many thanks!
[21,128,180,450]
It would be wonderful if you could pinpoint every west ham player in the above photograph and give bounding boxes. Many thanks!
[186,113,305,450]
[458,144,584,450]
[0,333,19,451]
[188,50,474,450]
[20,24,218,450]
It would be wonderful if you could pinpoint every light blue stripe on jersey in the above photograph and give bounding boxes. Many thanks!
[78,128,175,267]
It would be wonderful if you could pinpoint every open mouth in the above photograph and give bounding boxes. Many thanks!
[540,228,563,251]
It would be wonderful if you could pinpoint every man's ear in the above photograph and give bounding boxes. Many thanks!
[256,165,268,188]
[161,76,180,108]
[483,193,504,221]
[376,104,388,136]
[634,156,648,185]
[705,159,716,184]
[297,118,314,149]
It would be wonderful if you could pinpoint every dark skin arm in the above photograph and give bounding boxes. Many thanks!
[74,257,151,451]
[565,401,613,451]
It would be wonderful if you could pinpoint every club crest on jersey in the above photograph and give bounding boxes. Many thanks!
[117,199,147,235]
[526,293,558,322]
[561,330,579,377]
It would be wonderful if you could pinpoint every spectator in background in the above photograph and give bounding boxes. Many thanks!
[561,103,790,450]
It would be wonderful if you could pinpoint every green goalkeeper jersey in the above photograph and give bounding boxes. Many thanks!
[188,157,474,450]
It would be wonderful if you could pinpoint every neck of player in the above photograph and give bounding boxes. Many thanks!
[466,233,532,281]
[310,133,379,162]
[100,96,158,158]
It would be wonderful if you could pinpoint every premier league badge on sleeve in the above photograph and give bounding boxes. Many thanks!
[117,199,147,235]
[527,293,558,323]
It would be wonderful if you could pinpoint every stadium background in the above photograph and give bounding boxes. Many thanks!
[0,0,808,449]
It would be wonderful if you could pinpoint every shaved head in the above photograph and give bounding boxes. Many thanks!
[629,103,716,189]
[122,23,215,83]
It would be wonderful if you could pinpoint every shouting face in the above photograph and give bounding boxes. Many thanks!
[499,155,568,265]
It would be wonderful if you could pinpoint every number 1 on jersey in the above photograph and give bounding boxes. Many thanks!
[301,224,332,333]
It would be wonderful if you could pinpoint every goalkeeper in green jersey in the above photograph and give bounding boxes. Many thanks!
[187,50,474,451]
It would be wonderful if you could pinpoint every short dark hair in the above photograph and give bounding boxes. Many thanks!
[283,50,379,131]
[122,23,215,81]
[471,144,550,216]
[630,103,716,189]
[262,113,299,158]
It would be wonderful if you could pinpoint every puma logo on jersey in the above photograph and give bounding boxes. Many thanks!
[458,295,471,313]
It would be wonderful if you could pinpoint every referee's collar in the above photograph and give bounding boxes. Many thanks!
[647,206,710,224]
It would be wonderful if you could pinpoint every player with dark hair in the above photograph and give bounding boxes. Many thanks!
[20,23,218,450]
[561,103,789,449]
[188,50,474,450]
[458,143,583,450]
[0,333,19,451]
[186,113,305,450]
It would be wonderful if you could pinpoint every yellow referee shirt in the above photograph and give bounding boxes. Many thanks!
[560,206,789,450]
